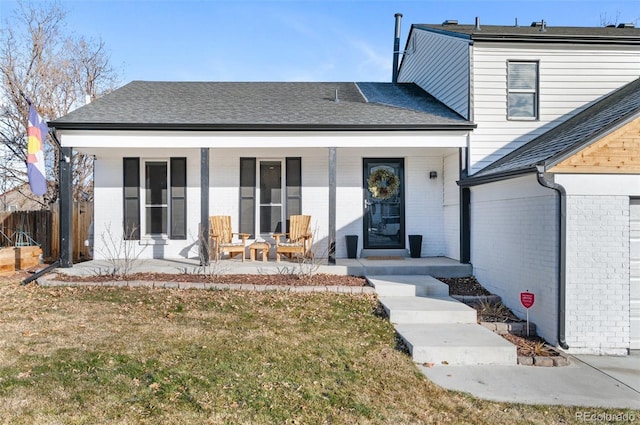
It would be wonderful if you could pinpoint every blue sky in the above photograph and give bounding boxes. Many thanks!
[1,0,639,83]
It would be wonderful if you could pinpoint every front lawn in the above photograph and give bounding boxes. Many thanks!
[0,279,610,424]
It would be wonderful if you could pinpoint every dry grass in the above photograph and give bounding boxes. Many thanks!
[0,276,626,424]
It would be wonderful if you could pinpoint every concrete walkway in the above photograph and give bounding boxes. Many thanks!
[369,275,517,366]
[421,353,640,409]
[368,275,640,409]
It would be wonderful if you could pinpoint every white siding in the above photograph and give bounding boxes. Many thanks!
[470,175,559,345]
[443,151,460,260]
[91,146,455,261]
[398,29,470,118]
[336,148,450,258]
[92,148,202,261]
[555,173,640,354]
[470,43,640,173]
[631,199,640,350]
[211,148,329,255]
[564,194,630,355]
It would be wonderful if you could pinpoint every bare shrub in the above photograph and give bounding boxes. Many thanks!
[94,222,146,277]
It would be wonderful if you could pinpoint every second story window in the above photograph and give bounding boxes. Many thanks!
[507,61,538,120]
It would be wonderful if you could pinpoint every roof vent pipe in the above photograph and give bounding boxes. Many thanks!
[540,19,547,32]
[392,13,403,83]
[333,89,339,103]
[475,17,480,31]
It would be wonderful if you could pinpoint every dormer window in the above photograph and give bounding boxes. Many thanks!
[507,61,539,120]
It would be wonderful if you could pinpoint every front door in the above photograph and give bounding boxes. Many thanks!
[363,158,404,249]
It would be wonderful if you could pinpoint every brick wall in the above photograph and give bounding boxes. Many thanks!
[565,195,630,354]
[471,175,559,345]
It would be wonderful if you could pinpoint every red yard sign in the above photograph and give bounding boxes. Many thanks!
[520,292,535,309]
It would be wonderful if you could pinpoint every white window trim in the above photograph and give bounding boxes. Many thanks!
[256,157,286,237]
[507,60,539,121]
[140,158,171,241]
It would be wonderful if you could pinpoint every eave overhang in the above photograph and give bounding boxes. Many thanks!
[49,122,477,132]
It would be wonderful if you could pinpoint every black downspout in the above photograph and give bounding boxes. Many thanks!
[459,148,471,264]
[536,166,569,350]
[21,260,60,285]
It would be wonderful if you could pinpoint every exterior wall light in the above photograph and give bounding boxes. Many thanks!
[429,171,438,179]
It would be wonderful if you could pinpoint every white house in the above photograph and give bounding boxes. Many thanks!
[397,20,640,354]
[51,18,640,355]
[51,82,474,263]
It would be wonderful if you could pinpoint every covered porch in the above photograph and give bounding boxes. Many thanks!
[53,256,472,279]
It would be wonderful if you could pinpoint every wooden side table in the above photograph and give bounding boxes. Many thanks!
[249,242,271,262]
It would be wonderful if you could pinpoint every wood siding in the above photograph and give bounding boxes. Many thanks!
[550,116,640,174]
[398,29,470,119]
[470,43,640,173]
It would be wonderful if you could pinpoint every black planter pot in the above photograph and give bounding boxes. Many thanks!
[345,235,358,259]
[408,235,422,258]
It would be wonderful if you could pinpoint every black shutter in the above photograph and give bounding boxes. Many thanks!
[170,157,187,239]
[123,158,140,240]
[239,158,256,237]
[286,157,301,217]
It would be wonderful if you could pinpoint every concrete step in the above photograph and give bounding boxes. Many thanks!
[396,323,517,366]
[357,262,472,278]
[367,275,449,297]
[379,296,477,324]
[360,249,409,258]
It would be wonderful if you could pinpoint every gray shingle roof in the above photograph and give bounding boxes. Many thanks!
[51,81,471,130]
[414,23,640,43]
[465,77,640,184]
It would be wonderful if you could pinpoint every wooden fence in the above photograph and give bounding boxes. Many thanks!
[0,202,93,261]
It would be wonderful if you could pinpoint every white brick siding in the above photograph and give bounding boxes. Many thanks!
[443,151,460,260]
[470,175,559,345]
[92,147,457,261]
[92,147,202,260]
[472,173,639,354]
[336,148,452,258]
[564,195,630,355]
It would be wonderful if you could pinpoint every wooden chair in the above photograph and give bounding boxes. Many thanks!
[209,216,249,261]
[272,215,313,262]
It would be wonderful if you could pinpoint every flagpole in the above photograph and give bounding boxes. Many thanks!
[18,92,74,284]
[19,90,32,106]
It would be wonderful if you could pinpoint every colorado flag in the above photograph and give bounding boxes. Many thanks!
[27,104,48,196]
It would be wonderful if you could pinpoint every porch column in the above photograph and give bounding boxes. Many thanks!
[59,146,73,268]
[328,147,336,264]
[200,148,210,265]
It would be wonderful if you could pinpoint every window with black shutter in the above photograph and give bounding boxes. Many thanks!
[123,157,186,240]
[123,158,140,240]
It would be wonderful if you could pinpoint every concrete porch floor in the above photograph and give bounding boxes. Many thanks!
[54,256,472,278]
